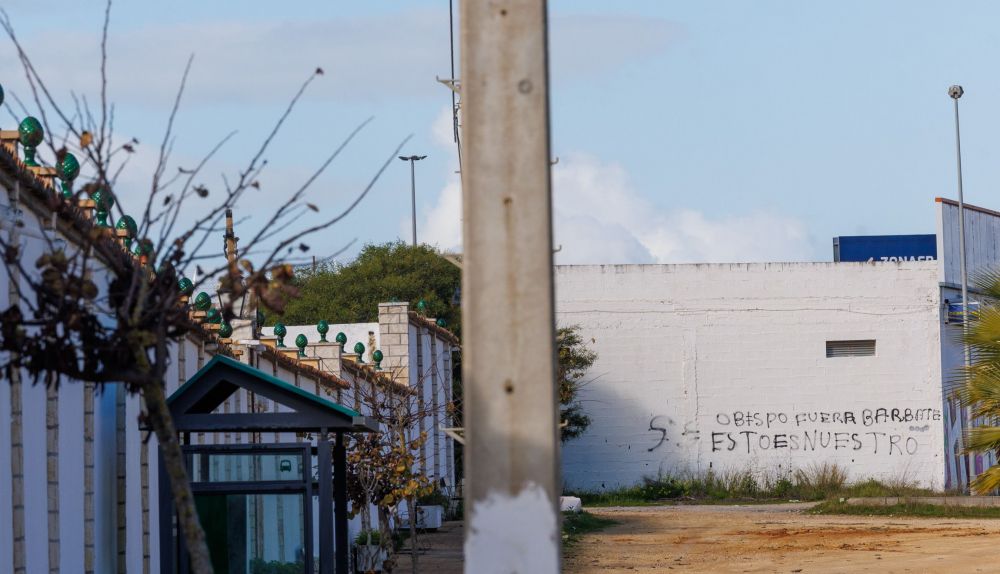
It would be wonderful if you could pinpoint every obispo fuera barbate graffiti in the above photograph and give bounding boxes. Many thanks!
[710,408,941,456]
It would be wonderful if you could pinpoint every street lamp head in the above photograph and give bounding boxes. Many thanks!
[949,85,964,100]
[399,154,428,161]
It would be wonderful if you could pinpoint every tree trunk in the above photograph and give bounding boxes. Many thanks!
[407,496,419,573]
[144,380,213,574]
[379,505,395,573]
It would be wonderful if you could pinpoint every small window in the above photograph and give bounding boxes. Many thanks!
[826,340,876,358]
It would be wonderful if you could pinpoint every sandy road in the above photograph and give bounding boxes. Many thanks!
[564,504,1000,573]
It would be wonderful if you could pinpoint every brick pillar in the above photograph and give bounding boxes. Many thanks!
[377,302,410,386]
[196,340,206,445]
[442,344,454,486]
[140,399,151,574]
[84,383,95,574]
[430,335,441,480]
[10,368,25,574]
[7,184,26,573]
[116,387,127,573]
[177,338,187,386]
[415,325,427,475]
[46,386,59,574]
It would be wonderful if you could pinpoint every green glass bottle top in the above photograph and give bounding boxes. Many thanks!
[354,341,365,363]
[335,331,347,351]
[116,214,136,248]
[193,291,212,312]
[18,117,44,167]
[205,307,222,324]
[91,189,115,227]
[115,214,137,237]
[317,319,329,342]
[178,277,194,296]
[57,152,80,199]
[219,322,233,339]
[373,349,384,370]
[274,323,287,347]
[295,334,308,357]
[436,318,447,328]
[416,300,427,314]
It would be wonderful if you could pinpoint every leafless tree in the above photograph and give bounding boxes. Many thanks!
[0,4,408,572]
[345,361,452,573]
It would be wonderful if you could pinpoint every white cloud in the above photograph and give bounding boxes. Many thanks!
[413,106,462,249]
[431,104,458,149]
[421,177,463,250]
[419,152,815,264]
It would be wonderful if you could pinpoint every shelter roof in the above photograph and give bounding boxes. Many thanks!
[168,354,377,433]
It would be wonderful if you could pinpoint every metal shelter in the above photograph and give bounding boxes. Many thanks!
[159,354,377,574]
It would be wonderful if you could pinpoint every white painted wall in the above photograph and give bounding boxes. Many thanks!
[125,391,144,573]
[405,323,454,484]
[556,261,946,491]
[57,382,85,573]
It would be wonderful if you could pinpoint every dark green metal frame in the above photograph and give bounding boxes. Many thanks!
[160,354,376,574]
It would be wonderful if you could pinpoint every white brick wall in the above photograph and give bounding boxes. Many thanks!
[555,261,946,491]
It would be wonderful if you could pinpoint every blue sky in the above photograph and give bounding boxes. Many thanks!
[3,1,998,266]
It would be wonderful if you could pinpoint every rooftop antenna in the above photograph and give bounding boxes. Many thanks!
[224,208,239,266]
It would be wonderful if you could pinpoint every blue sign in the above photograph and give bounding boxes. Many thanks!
[833,234,937,262]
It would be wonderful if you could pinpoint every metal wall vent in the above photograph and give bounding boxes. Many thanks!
[826,340,876,358]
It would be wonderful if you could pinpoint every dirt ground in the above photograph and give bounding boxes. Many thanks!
[397,520,464,574]
[564,504,1000,574]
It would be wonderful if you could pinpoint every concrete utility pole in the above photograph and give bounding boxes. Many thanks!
[949,84,976,488]
[399,154,427,246]
[461,1,561,573]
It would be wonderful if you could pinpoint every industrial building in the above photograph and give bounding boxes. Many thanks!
[557,198,998,492]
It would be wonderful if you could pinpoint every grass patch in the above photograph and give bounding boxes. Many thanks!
[810,500,1000,519]
[562,511,618,546]
[568,464,939,507]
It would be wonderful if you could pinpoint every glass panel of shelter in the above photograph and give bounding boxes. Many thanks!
[190,451,306,482]
[177,444,315,574]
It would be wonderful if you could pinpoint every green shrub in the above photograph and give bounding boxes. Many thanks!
[793,462,847,500]
[567,464,937,507]
[417,488,450,507]
[355,530,381,546]
[639,476,684,500]
[772,477,794,498]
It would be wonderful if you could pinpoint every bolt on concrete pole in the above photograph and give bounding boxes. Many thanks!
[461,1,561,573]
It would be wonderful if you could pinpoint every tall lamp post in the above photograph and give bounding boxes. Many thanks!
[949,84,975,488]
[399,154,427,246]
